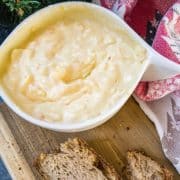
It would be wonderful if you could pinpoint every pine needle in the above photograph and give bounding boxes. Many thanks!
[2,0,41,19]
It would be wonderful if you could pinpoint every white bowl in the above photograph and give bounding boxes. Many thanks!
[0,2,179,132]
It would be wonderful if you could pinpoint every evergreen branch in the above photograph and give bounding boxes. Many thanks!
[2,0,41,18]
[0,0,91,26]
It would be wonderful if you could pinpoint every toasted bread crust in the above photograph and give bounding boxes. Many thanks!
[162,167,173,180]
[125,151,173,180]
[35,137,121,180]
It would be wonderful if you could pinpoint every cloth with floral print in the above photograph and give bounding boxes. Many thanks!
[93,0,180,173]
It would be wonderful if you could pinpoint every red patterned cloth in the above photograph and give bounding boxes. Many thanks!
[135,1,180,101]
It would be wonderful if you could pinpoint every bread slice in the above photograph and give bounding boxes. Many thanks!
[125,151,173,180]
[36,138,121,180]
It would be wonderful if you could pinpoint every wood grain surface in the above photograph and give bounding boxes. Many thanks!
[0,113,35,180]
[0,97,179,179]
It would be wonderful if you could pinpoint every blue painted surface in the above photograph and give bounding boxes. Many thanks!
[0,159,11,180]
[0,97,3,103]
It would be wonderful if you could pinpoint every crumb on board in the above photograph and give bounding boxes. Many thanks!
[126,127,130,131]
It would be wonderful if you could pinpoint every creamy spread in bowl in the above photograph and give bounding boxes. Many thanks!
[1,4,147,123]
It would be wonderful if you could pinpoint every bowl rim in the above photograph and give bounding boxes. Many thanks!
[0,1,150,132]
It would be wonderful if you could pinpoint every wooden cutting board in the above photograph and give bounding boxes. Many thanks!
[0,97,179,179]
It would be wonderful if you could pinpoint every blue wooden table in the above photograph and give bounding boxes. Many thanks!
[0,159,11,180]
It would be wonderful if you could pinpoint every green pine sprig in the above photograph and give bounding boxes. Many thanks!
[2,0,41,20]
[0,0,91,27]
